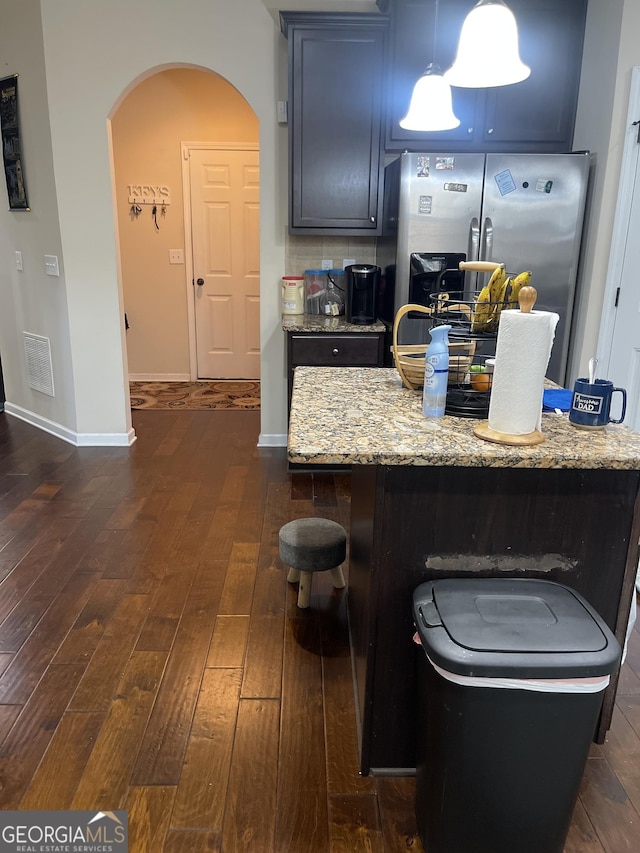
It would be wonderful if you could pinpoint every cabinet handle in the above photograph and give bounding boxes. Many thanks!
[467,127,474,134]
[487,128,494,134]
[369,216,376,223]
[332,348,340,356]
[196,278,205,286]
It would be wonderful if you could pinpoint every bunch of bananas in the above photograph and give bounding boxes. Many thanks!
[471,267,532,332]
[508,270,532,307]
[471,264,504,332]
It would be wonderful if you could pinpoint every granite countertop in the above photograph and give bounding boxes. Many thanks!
[287,367,640,470]
[282,314,387,333]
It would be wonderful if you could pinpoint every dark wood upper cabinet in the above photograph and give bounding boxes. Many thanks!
[280,2,588,234]
[281,12,388,235]
[480,1,588,148]
[383,0,588,153]
[384,0,481,148]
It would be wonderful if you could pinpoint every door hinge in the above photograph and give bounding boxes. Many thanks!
[615,286,620,307]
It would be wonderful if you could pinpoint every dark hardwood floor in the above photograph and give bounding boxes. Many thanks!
[0,408,639,851]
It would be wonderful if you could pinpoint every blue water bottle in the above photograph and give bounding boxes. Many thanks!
[422,325,451,418]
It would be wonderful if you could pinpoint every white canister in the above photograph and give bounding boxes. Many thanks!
[281,276,305,315]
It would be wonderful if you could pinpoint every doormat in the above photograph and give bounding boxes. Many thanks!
[130,380,260,411]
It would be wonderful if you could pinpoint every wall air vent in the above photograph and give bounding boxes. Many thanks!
[23,332,55,396]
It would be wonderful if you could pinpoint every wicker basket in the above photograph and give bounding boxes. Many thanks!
[392,304,477,391]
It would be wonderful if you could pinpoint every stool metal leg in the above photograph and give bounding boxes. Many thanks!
[297,571,313,609]
[287,567,300,583]
[330,566,346,589]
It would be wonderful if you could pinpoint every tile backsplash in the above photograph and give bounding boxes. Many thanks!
[284,235,377,276]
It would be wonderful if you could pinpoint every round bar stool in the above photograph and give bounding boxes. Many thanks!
[279,518,347,609]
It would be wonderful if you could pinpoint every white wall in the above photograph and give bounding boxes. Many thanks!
[0,0,287,445]
[570,0,640,383]
[33,0,287,445]
[0,1,77,438]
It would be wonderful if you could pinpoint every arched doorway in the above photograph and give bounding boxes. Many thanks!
[111,66,260,383]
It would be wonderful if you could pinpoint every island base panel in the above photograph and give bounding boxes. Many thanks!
[348,464,640,773]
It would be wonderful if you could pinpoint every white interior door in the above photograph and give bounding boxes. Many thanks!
[189,147,260,379]
[608,160,640,431]
[600,69,640,432]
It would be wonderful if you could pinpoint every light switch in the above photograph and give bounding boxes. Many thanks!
[169,249,184,264]
[45,255,60,277]
[15,251,23,271]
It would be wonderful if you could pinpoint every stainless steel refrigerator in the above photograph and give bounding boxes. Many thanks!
[378,151,591,384]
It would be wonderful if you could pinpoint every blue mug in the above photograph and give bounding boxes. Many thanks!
[569,378,627,429]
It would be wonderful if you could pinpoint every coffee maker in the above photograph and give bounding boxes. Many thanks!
[345,264,380,325]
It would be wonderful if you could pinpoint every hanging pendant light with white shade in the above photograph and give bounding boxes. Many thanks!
[400,63,460,131]
[399,0,460,132]
[444,0,531,89]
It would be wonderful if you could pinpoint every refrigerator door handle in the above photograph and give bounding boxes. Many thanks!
[469,216,480,260]
[480,216,493,262]
[468,217,480,296]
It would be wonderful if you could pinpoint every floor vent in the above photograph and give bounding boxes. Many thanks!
[23,332,55,396]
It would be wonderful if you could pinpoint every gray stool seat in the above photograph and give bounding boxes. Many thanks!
[279,518,347,608]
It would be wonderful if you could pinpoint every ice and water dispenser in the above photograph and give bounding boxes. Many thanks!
[408,252,467,309]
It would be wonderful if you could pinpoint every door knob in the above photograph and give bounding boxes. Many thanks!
[196,278,204,286]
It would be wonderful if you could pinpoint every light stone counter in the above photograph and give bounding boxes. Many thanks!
[281,314,387,333]
[287,366,640,469]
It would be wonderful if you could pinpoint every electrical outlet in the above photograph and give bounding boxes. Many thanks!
[321,259,333,270]
[15,251,23,271]
[169,249,184,264]
[343,258,356,268]
[44,255,59,277]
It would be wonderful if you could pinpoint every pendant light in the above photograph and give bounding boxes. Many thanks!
[399,0,460,132]
[444,0,530,89]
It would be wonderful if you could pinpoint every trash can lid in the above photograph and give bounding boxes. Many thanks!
[413,578,621,679]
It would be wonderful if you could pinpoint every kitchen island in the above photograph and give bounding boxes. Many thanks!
[288,366,640,774]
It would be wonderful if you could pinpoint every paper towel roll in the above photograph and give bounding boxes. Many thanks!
[488,310,559,435]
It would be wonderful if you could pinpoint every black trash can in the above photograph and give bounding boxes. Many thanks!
[412,578,621,853]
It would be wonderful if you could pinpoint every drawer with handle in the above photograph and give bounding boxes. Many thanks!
[290,334,383,366]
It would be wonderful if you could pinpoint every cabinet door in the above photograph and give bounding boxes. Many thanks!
[384,0,587,154]
[481,0,587,150]
[385,0,482,151]
[285,15,387,234]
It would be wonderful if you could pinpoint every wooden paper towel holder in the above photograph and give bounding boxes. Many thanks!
[472,285,546,446]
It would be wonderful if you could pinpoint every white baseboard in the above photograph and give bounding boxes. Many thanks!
[258,432,287,447]
[4,403,136,447]
[128,373,191,382]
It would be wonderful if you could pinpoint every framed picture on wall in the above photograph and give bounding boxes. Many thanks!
[0,74,29,211]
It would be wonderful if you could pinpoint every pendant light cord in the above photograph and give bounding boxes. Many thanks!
[433,0,439,68]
